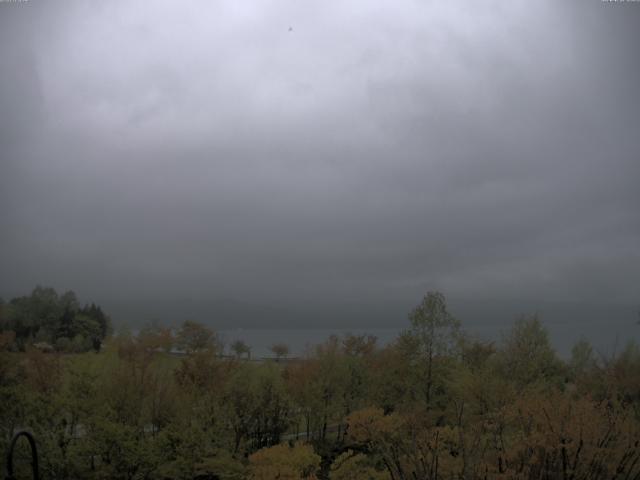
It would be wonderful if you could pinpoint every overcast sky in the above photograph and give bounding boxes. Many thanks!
[1,0,639,312]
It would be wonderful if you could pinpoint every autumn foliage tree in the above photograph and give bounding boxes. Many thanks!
[249,442,320,480]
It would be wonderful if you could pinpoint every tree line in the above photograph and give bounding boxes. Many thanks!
[1,290,639,479]
[0,286,112,353]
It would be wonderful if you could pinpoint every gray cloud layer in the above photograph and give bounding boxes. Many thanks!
[1,0,639,315]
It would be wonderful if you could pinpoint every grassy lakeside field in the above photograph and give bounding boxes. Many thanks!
[2,292,640,479]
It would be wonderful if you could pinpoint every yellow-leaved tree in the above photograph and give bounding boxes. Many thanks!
[249,442,321,480]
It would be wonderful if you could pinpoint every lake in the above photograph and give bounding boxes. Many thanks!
[219,320,639,359]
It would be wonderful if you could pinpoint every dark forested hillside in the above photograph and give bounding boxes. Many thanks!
[0,286,112,353]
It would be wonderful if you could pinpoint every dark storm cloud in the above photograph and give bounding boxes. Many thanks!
[1,0,639,317]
